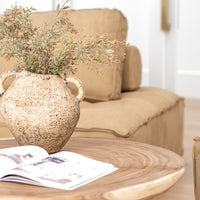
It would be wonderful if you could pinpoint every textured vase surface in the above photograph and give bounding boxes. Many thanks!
[0,71,80,153]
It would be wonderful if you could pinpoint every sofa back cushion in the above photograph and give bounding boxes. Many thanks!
[122,45,142,91]
[67,9,128,101]
[0,9,128,101]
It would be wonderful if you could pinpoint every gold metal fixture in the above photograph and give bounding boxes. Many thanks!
[161,0,170,31]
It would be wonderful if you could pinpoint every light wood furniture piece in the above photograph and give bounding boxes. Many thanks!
[193,137,200,200]
[0,137,185,200]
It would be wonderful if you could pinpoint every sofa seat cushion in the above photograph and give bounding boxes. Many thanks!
[76,87,184,137]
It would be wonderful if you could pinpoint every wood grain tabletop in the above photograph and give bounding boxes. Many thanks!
[0,137,185,200]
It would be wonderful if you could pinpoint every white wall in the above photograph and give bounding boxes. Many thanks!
[52,0,72,10]
[0,0,52,14]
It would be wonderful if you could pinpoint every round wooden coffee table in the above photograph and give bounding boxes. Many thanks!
[0,137,184,200]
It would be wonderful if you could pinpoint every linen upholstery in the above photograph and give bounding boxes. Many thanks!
[74,101,184,155]
[67,9,127,40]
[68,9,128,101]
[122,45,142,91]
[74,87,184,155]
[31,9,128,101]
[73,63,123,101]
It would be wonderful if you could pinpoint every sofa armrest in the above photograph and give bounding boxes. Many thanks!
[122,45,142,91]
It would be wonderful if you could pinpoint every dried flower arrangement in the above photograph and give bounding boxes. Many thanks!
[0,0,126,76]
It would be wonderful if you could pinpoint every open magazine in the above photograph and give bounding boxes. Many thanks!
[0,145,118,190]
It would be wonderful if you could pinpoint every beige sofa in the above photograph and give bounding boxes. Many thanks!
[0,9,184,155]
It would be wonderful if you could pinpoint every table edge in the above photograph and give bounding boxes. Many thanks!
[106,168,185,200]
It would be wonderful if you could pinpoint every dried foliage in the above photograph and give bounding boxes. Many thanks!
[0,1,126,76]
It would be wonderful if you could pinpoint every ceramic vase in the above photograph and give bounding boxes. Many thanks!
[0,70,84,153]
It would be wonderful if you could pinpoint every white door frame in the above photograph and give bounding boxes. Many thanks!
[148,0,179,92]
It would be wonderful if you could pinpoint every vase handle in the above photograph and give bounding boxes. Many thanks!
[0,71,17,96]
[64,76,85,102]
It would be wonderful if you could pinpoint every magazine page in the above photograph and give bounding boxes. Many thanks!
[0,145,49,177]
[1,151,118,190]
